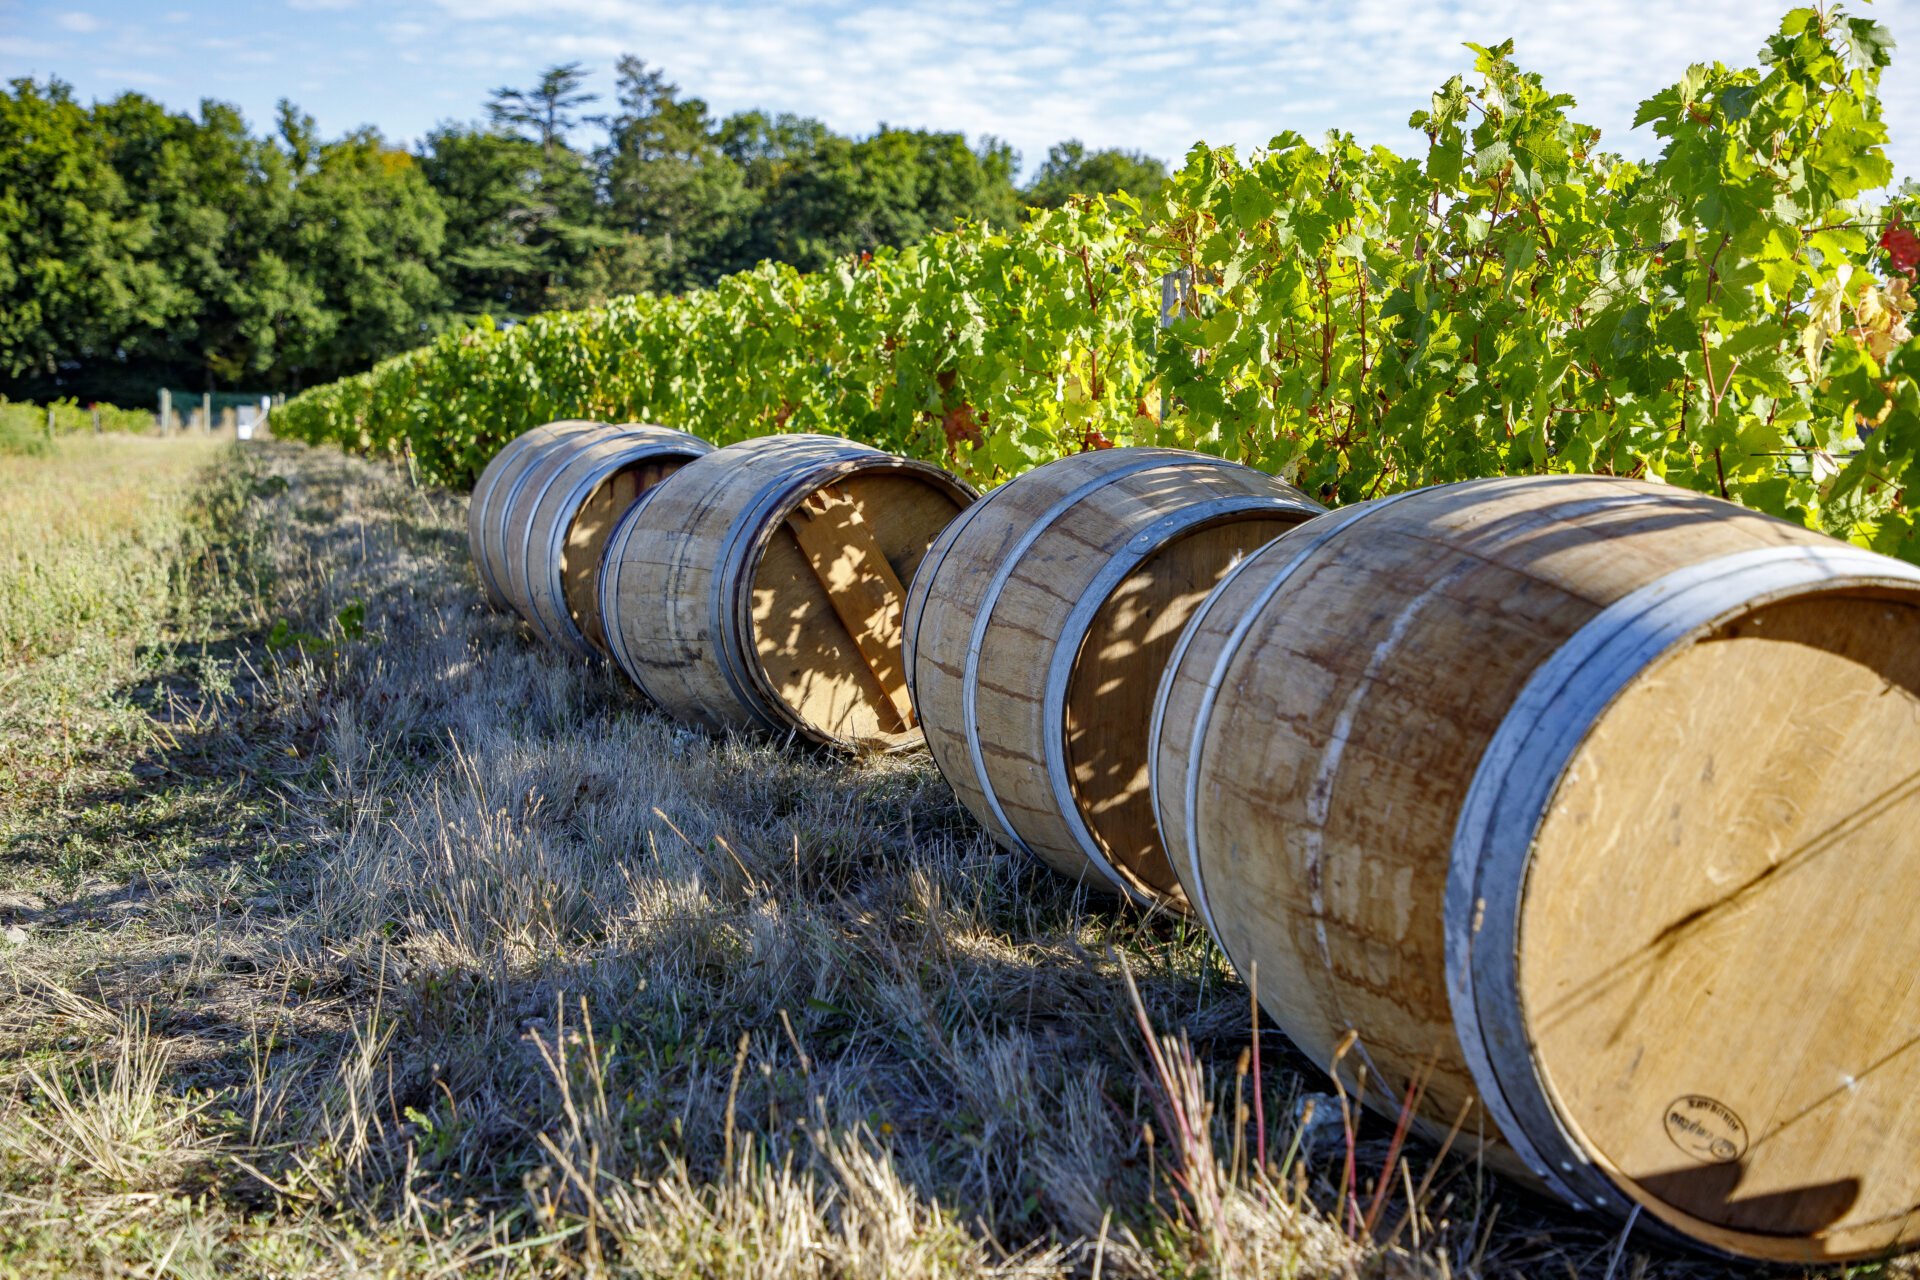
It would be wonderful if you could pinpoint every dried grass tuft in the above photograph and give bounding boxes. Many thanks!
[2,1003,209,1188]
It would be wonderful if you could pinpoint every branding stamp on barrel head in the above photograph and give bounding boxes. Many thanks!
[1664,1095,1748,1164]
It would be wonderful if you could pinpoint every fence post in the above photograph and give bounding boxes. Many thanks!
[201,392,212,436]
[159,388,171,437]
[45,404,55,442]
[1158,269,1193,423]
[1159,269,1192,328]
[91,404,102,435]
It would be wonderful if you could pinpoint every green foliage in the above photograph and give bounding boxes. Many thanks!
[601,57,754,292]
[430,66,632,323]
[102,94,308,390]
[265,597,366,655]
[487,62,598,159]
[277,7,1920,563]
[1,60,1143,404]
[0,397,153,440]
[728,127,1025,273]
[0,395,151,456]
[0,79,167,384]
[0,418,51,457]
[1025,140,1169,210]
[2,82,447,399]
[285,133,447,379]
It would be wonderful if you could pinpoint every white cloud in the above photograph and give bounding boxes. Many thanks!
[5,0,1914,184]
[0,35,61,58]
[56,11,101,31]
[394,0,1920,179]
[91,65,172,87]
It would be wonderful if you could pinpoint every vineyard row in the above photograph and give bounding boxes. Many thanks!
[276,7,1920,563]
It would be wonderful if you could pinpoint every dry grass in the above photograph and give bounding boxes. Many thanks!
[0,435,229,659]
[0,435,1906,1278]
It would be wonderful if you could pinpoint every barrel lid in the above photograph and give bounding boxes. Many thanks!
[1461,551,1920,1261]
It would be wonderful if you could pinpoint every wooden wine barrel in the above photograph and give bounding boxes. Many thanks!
[468,420,608,610]
[600,434,976,750]
[495,424,712,658]
[1151,474,1920,1262]
[904,448,1321,906]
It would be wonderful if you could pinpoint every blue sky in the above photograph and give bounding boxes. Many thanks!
[5,0,1919,182]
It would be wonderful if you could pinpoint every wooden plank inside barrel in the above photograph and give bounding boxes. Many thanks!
[1067,517,1295,899]
[785,485,916,734]
[502,425,712,658]
[562,459,681,653]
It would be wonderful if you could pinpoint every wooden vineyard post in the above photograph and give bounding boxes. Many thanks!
[1157,269,1194,423]
[1158,269,1190,326]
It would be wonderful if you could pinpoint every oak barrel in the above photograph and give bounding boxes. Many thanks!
[600,433,976,750]
[496,424,712,658]
[904,448,1321,906]
[1150,474,1920,1261]
[468,420,608,609]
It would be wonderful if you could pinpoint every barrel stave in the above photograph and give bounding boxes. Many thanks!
[520,430,707,658]
[605,448,751,731]
[470,421,604,610]
[493,426,708,658]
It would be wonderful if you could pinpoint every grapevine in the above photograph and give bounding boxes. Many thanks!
[276,5,1920,562]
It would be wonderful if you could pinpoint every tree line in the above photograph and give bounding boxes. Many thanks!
[0,62,1167,404]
